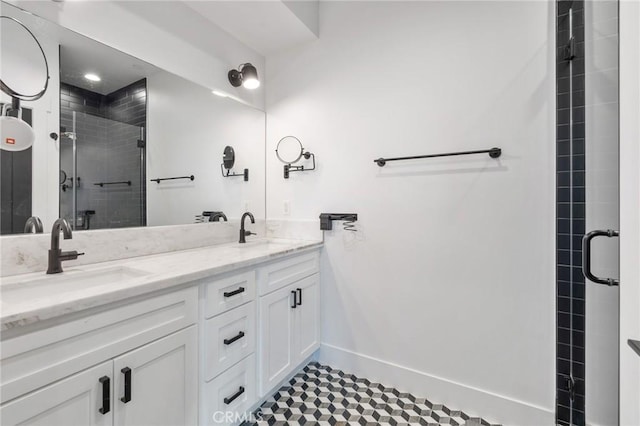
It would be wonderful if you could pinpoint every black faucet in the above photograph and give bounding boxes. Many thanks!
[239,212,256,243]
[203,211,228,222]
[47,218,84,274]
[24,216,44,233]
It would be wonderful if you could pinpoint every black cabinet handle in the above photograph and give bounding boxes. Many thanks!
[223,386,245,405]
[224,331,245,345]
[291,290,297,308]
[296,288,302,306]
[223,287,245,298]
[98,376,110,414]
[120,367,132,403]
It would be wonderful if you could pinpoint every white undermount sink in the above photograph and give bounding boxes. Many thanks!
[0,266,149,304]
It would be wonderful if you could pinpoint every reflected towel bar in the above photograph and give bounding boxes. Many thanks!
[374,147,501,167]
[150,175,195,183]
[94,181,131,187]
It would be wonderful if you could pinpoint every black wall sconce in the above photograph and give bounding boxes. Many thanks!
[221,145,249,181]
[228,63,260,90]
[275,136,316,179]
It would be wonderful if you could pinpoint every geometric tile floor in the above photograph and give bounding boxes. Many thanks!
[247,362,499,425]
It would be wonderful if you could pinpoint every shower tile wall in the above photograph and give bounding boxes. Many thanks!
[60,79,146,229]
[556,1,586,425]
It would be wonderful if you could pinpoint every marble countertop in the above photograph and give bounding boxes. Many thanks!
[0,238,322,331]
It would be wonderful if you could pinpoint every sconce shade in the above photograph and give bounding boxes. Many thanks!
[228,63,260,89]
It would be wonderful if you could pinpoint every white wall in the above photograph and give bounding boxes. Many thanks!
[6,0,265,110]
[265,2,555,424]
[1,2,60,231]
[619,0,640,423]
[147,72,265,226]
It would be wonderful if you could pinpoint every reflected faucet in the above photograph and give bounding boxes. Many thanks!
[24,216,44,233]
[239,212,256,244]
[47,218,84,274]
[211,212,228,222]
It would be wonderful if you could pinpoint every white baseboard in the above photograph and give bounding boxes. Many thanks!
[318,343,554,426]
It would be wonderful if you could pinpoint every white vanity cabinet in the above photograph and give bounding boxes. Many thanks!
[0,245,322,426]
[200,271,258,426]
[0,288,198,426]
[257,253,321,397]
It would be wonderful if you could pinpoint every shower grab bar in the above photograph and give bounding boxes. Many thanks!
[150,175,195,184]
[94,181,131,187]
[374,147,501,167]
[582,229,620,286]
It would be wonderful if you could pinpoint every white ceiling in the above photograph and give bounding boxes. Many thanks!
[183,0,318,56]
[59,34,160,95]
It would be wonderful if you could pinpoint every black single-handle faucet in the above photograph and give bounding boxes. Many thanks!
[239,212,256,243]
[47,218,84,274]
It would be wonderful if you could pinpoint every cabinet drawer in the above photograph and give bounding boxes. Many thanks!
[202,354,256,426]
[258,251,319,296]
[1,287,197,404]
[204,271,256,319]
[204,302,256,381]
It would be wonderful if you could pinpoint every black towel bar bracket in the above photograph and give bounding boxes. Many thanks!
[374,147,501,167]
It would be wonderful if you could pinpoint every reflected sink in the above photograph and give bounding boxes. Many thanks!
[0,266,149,304]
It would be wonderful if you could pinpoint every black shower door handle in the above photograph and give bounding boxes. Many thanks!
[582,229,619,286]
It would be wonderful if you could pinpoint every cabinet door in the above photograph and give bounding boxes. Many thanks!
[0,361,112,426]
[258,284,296,396]
[113,326,197,426]
[294,274,321,362]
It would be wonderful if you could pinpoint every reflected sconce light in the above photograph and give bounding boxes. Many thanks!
[228,63,260,90]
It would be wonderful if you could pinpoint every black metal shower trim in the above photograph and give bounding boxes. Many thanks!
[556,1,586,425]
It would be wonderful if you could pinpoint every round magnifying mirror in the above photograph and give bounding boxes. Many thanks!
[275,136,304,165]
[0,16,49,101]
[223,146,235,170]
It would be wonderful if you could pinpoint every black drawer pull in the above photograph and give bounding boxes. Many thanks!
[296,288,302,306]
[224,331,245,345]
[223,386,245,405]
[99,376,110,414]
[223,287,245,298]
[120,367,132,403]
[291,290,297,308]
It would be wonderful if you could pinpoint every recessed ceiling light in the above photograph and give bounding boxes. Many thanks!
[84,73,101,82]
[212,90,228,98]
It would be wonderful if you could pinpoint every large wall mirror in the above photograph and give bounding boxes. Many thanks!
[0,1,265,235]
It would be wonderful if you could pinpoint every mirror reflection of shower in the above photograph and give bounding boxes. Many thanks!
[58,78,147,230]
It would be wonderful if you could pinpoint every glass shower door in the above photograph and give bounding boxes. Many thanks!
[583,1,619,425]
[59,111,146,230]
[557,1,619,425]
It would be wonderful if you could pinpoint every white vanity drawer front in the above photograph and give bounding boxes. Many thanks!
[0,286,197,404]
[205,302,256,381]
[258,251,320,295]
[203,354,256,426]
[204,271,256,318]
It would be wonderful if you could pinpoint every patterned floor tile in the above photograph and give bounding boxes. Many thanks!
[247,362,499,425]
